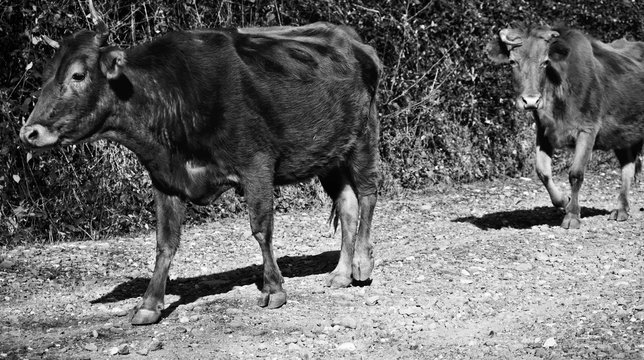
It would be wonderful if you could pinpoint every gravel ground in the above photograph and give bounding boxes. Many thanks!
[1,172,644,359]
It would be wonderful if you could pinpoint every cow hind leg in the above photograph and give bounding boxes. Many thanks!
[244,172,286,309]
[320,169,358,288]
[131,191,185,325]
[610,142,642,221]
[348,133,379,281]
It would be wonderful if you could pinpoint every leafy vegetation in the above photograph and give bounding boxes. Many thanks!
[1,0,642,245]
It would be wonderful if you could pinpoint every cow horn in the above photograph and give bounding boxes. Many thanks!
[89,0,109,46]
[499,29,522,48]
[541,30,560,42]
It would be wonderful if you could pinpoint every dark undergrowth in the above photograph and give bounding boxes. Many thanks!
[1,0,642,245]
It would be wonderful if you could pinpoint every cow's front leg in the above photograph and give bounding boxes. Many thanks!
[562,131,595,229]
[535,123,568,208]
[610,142,642,221]
[131,190,185,325]
[244,175,286,309]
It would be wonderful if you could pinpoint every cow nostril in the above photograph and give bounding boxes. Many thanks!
[26,128,39,141]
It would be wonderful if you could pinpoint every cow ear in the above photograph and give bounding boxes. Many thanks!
[486,36,511,64]
[99,47,127,80]
[548,39,570,62]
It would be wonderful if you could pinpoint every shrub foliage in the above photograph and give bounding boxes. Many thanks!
[1,0,642,244]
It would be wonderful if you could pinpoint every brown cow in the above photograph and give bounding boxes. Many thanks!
[19,1,381,324]
[487,25,644,229]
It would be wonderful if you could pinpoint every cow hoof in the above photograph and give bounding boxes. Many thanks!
[352,256,374,281]
[609,209,629,221]
[131,308,161,325]
[257,291,287,309]
[325,271,352,288]
[561,214,581,229]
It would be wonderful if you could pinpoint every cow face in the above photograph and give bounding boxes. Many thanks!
[487,27,566,111]
[19,30,126,149]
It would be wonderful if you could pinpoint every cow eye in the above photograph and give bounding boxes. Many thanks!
[71,72,86,81]
[509,59,517,67]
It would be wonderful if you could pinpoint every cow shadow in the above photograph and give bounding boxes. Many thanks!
[91,250,340,320]
[452,206,611,230]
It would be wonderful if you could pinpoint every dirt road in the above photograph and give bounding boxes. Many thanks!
[1,172,643,359]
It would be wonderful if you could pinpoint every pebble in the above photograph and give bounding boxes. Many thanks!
[111,307,128,317]
[332,317,357,329]
[225,308,243,315]
[365,296,379,306]
[337,342,356,351]
[0,260,15,269]
[108,347,119,356]
[83,343,98,352]
[179,316,190,324]
[117,344,130,355]
[543,337,557,348]
[515,263,533,272]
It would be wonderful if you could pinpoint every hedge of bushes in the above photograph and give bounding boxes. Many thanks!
[1,0,642,245]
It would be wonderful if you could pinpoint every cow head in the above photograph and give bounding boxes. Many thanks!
[486,26,570,111]
[19,0,127,149]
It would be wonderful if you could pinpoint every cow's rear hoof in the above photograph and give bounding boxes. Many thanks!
[325,271,352,288]
[257,291,287,309]
[561,214,581,229]
[352,257,374,281]
[609,209,629,221]
[131,308,161,325]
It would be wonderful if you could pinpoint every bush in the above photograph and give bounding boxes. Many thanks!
[1,0,642,245]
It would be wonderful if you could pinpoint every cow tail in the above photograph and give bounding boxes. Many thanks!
[328,201,340,234]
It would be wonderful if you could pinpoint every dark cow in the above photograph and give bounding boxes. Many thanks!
[19,2,381,325]
[487,25,644,229]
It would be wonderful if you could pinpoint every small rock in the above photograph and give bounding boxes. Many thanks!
[136,347,149,356]
[92,330,99,338]
[287,343,300,351]
[111,307,128,317]
[175,326,188,333]
[149,339,163,352]
[461,269,471,276]
[284,337,298,345]
[337,342,356,351]
[83,343,98,352]
[179,316,190,324]
[543,337,557,348]
[0,260,15,269]
[460,278,473,284]
[118,344,130,355]
[365,296,379,306]
[332,317,357,329]
[515,263,533,272]
[229,320,244,328]
[535,253,549,261]
[108,347,119,356]
[65,304,74,312]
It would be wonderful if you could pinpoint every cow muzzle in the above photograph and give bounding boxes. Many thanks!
[19,124,60,148]
[520,94,542,110]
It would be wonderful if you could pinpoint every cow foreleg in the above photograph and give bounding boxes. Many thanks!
[132,190,185,325]
[535,124,568,208]
[562,131,595,229]
[245,178,286,309]
[320,171,358,288]
[610,142,642,221]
